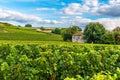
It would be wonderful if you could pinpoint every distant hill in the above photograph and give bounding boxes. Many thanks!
[0,22,14,26]
[0,22,62,41]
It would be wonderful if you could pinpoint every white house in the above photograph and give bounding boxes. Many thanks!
[72,33,84,43]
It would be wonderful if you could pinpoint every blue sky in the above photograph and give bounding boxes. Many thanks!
[0,0,120,30]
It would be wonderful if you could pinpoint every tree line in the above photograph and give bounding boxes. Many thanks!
[52,22,120,44]
[84,22,120,44]
[23,23,120,44]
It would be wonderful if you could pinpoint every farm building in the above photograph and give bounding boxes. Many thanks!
[72,32,84,43]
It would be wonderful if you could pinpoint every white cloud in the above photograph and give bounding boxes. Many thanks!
[0,8,41,23]
[61,3,89,15]
[60,0,99,15]
[89,0,120,17]
[73,17,91,26]
[0,0,120,30]
[61,0,120,17]
[60,15,120,30]
[62,3,81,15]
[109,0,120,4]
[36,8,56,11]
[60,16,92,27]
[0,8,61,24]
[60,16,69,19]
[77,17,120,31]
[96,18,120,30]
[84,0,99,7]
[94,3,120,17]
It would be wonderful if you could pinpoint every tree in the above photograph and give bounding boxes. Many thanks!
[101,32,115,44]
[113,26,120,32]
[62,33,72,41]
[62,28,72,41]
[78,27,82,31]
[40,26,45,30]
[18,25,21,27]
[84,22,106,43]
[52,28,61,34]
[113,27,120,44]
[70,25,82,34]
[114,31,120,44]
[25,24,32,27]
[62,26,82,41]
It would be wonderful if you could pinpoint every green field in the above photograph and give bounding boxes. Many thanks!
[0,23,62,41]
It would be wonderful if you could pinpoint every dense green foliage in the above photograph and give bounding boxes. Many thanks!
[83,23,120,44]
[84,22,106,43]
[0,42,120,80]
[62,26,81,41]
[101,32,115,44]
[0,23,62,41]
[25,24,32,27]
[62,33,72,41]
[52,28,61,34]
[114,31,120,44]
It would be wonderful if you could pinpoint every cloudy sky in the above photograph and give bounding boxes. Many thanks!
[0,0,120,30]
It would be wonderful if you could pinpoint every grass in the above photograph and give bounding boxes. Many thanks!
[0,23,62,41]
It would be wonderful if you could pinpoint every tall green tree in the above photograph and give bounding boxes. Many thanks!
[84,22,106,43]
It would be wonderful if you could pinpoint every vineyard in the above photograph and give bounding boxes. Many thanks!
[0,42,120,80]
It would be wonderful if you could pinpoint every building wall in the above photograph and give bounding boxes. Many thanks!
[72,35,84,43]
